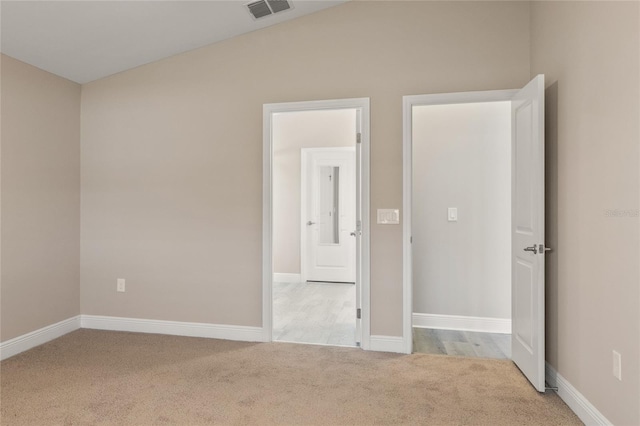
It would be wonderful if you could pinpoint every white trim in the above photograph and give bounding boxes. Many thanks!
[273,273,302,283]
[263,101,274,344]
[81,315,265,342]
[402,95,414,355]
[358,102,371,351]
[369,335,405,354]
[403,89,517,107]
[263,98,371,351]
[301,148,309,283]
[0,315,81,361]
[545,362,612,426]
[402,89,519,355]
[412,313,511,334]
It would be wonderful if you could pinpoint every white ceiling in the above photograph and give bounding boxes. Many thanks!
[0,0,347,84]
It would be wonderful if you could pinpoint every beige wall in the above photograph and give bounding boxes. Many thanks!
[80,1,530,334]
[2,2,638,422]
[273,109,356,275]
[0,54,81,342]
[531,2,640,424]
[412,102,511,319]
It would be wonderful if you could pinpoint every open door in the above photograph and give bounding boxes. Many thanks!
[511,74,546,392]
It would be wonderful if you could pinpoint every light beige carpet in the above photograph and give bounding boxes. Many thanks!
[1,329,581,425]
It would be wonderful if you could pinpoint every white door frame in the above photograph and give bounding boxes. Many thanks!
[301,147,356,284]
[263,97,371,349]
[402,89,518,354]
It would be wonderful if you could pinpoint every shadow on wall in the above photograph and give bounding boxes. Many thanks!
[544,81,559,366]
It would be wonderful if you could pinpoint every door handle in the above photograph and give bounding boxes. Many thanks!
[307,221,316,226]
[350,231,357,237]
[523,245,538,254]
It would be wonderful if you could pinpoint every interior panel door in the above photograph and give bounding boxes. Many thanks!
[305,149,356,283]
[511,74,546,392]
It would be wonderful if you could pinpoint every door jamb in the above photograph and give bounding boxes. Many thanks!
[263,98,371,349]
[402,89,518,354]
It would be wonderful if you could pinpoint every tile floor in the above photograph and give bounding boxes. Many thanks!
[272,281,356,347]
[272,280,510,359]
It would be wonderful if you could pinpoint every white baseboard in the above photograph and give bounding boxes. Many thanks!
[273,273,302,283]
[369,335,405,354]
[81,315,265,343]
[545,362,612,425]
[0,316,81,361]
[412,313,511,334]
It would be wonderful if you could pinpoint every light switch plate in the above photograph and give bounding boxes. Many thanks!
[377,209,400,224]
[448,207,458,222]
[613,350,622,381]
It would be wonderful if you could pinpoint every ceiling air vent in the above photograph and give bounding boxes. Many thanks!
[246,0,292,20]
[268,0,291,13]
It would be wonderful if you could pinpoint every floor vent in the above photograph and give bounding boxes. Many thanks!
[247,0,292,19]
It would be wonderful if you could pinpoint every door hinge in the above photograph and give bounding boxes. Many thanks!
[356,308,361,319]
[356,133,362,144]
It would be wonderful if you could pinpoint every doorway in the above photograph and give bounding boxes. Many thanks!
[403,76,546,391]
[263,98,371,350]
[410,100,512,359]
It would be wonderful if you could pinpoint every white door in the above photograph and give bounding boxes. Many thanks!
[303,148,356,283]
[511,74,546,392]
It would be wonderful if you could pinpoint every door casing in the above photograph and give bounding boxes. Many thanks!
[263,98,371,349]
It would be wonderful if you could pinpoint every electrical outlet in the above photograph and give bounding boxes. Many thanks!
[613,350,622,381]
[117,278,126,293]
